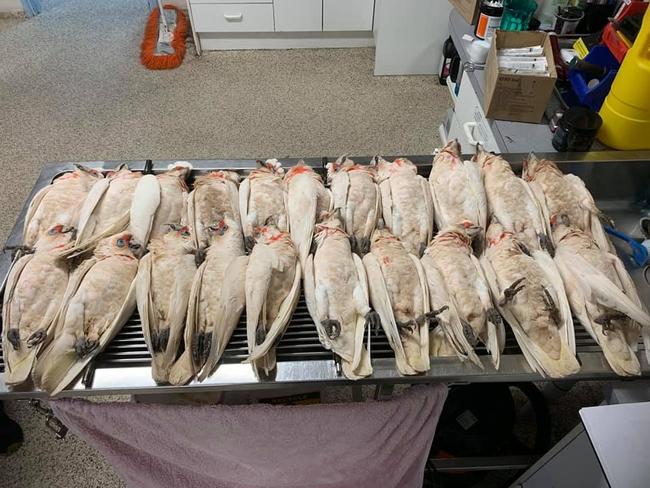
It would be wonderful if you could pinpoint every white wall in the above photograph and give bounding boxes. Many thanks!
[0,0,23,14]
[374,0,453,75]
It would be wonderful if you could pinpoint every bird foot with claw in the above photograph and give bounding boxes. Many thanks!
[542,288,561,327]
[244,236,255,254]
[322,319,341,340]
[74,337,98,358]
[487,308,503,327]
[6,328,21,350]
[194,248,206,267]
[595,312,629,334]
[397,320,416,337]
[357,237,371,256]
[539,233,555,256]
[461,319,478,346]
[332,353,342,376]
[27,329,47,348]
[499,278,526,305]
[364,311,381,336]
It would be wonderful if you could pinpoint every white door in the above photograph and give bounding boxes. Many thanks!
[323,0,374,31]
[274,0,323,32]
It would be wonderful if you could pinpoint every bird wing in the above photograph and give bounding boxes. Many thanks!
[520,179,550,248]
[409,253,431,372]
[168,258,207,386]
[50,276,138,396]
[22,185,52,245]
[470,253,504,368]
[2,254,37,385]
[246,261,301,363]
[527,180,552,239]
[533,250,576,354]
[226,180,241,229]
[555,247,641,376]
[130,174,161,246]
[362,253,416,375]
[135,253,155,354]
[303,253,326,344]
[379,179,392,229]
[422,255,482,368]
[198,255,248,381]
[564,174,612,251]
[429,177,446,231]
[331,172,350,231]
[186,188,198,249]
[289,180,317,270]
[349,252,372,378]
[75,178,111,246]
[419,176,434,245]
[238,177,251,241]
[464,160,488,233]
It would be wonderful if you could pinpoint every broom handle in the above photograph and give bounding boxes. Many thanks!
[157,0,170,33]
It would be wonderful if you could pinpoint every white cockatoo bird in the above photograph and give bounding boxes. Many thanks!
[239,159,288,252]
[326,156,381,255]
[422,226,504,369]
[188,170,241,250]
[376,157,433,257]
[481,221,579,378]
[553,216,650,376]
[285,161,332,271]
[363,226,430,375]
[23,164,103,248]
[2,225,75,386]
[304,212,377,379]
[429,140,487,251]
[33,231,142,395]
[245,224,301,376]
[136,225,197,385]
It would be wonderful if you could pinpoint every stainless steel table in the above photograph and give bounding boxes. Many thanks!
[2,151,650,399]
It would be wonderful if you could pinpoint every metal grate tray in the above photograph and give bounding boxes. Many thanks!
[2,152,650,398]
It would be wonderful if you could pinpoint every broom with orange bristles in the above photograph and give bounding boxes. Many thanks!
[140,1,188,70]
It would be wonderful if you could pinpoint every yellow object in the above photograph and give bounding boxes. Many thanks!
[573,38,589,59]
[599,8,650,149]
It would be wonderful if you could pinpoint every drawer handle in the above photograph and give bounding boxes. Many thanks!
[463,122,482,146]
[224,13,243,22]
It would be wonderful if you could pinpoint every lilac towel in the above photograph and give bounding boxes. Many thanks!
[52,384,447,488]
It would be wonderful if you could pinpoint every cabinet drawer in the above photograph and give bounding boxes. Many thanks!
[274,0,322,32]
[323,0,374,31]
[191,3,274,32]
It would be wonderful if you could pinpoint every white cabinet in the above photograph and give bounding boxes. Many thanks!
[323,0,374,31]
[274,0,322,31]
[191,3,275,32]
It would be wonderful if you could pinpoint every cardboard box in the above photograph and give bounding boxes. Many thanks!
[484,30,557,124]
[449,0,480,25]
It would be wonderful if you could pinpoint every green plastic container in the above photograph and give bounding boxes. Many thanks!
[500,0,537,31]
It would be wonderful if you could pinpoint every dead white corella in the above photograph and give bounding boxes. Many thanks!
[239,159,288,252]
[304,213,376,379]
[130,162,192,246]
[136,225,197,385]
[481,221,579,378]
[245,225,301,376]
[2,226,74,386]
[376,157,433,257]
[188,170,241,250]
[326,156,381,255]
[32,231,142,395]
[23,164,103,248]
[523,154,612,251]
[429,140,487,250]
[177,216,248,383]
[285,161,332,271]
[70,164,142,255]
[476,148,552,254]
[363,227,430,375]
[553,218,650,376]
[422,226,504,368]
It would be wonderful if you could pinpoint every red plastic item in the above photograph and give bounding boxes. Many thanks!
[602,0,648,63]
